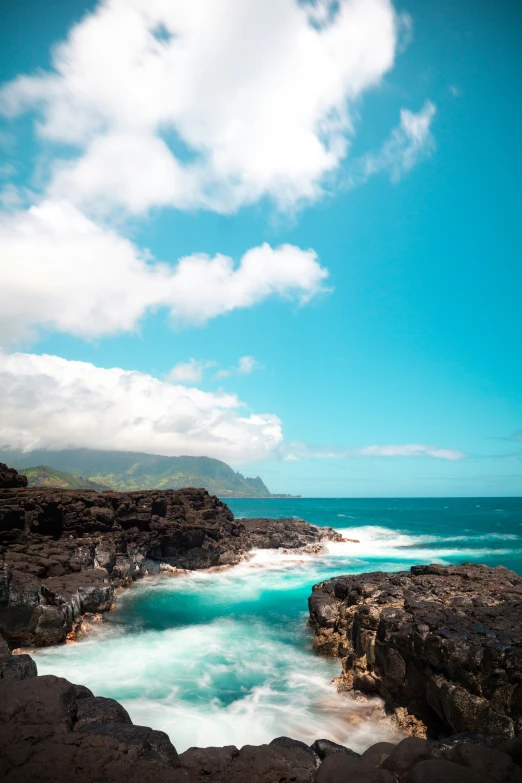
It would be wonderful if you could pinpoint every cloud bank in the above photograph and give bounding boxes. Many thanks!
[1,0,407,214]
[0,352,282,462]
[0,200,328,344]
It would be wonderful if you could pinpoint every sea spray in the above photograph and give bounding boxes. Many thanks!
[35,497,522,752]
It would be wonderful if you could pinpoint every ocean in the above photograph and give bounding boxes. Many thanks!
[34,497,522,752]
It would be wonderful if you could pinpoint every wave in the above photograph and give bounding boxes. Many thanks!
[35,616,399,752]
[33,520,521,754]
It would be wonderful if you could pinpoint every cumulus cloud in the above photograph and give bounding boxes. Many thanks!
[1,0,406,214]
[283,441,465,461]
[0,351,283,462]
[350,100,436,185]
[0,199,328,344]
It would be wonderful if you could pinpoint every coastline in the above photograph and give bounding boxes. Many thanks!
[3,466,522,781]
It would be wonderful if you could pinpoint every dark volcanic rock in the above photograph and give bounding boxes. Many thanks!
[310,737,360,760]
[241,517,343,551]
[314,753,397,782]
[3,668,522,781]
[0,467,340,648]
[309,564,522,738]
[0,464,27,489]
[0,633,37,680]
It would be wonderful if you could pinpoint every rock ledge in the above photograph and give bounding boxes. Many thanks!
[309,563,522,738]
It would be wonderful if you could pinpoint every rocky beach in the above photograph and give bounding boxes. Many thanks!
[2,465,522,781]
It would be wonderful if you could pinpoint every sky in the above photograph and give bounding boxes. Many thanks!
[0,0,520,497]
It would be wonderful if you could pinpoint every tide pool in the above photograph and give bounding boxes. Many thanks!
[34,497,522,752]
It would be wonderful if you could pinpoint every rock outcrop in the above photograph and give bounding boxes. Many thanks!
[3,667,522,781]
[309,564,522,739]
[241,516,344,551]
[0,464,27,489]
[0,464,340,648]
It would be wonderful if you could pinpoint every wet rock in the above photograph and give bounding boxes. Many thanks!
[241,517,343,551]
[74,696,132,729]
[360,741,397,766]
[381,737,435,776]
[314,753,397,782]
[309,565,522,737]
[79,723,181,767]
[310,737,360,760]
[270,735,321,766]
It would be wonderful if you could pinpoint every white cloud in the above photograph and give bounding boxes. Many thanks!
[358,443,464,460]
[1,0,406,214]
[168,358,216,384]
[0,351,283,462]
[0,199,328,344]
[215,355,263,379]
[350,100,436,185]
[283,441,465,461]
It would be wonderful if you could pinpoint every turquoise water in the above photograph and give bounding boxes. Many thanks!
[35,497,522,752]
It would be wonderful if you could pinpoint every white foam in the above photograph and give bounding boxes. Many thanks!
[35,616,399,752]
[33,521,521,754]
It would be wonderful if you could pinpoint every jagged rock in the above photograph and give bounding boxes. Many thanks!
[241,517,343,550]
[2,670,522,782]
[0,464,27,490]
[309,564,522,738]
[0,472,340,648]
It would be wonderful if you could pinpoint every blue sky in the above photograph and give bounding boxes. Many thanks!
[0,0,520,497]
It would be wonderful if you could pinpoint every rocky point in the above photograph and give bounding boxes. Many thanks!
[309,564,522,739]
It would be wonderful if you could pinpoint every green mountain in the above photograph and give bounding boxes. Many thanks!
[24,465,111,492]
[1,448,284,497]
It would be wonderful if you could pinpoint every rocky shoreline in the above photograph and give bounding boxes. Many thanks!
[0,464,342,648]
[309,563,522,741]
[3,463,522,781]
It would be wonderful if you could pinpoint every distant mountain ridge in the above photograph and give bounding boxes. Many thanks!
[23,465,110,492]
[0,448,289,497]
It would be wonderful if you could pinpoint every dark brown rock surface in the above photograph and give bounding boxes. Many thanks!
[3,669,522,781]
[309,564,522,738]
[0,464,27,489]
[0,467,340,648]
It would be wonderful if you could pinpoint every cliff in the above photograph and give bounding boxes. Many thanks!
[309,564,522,740]
[1,448,280,497]
[0,464,339,648]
